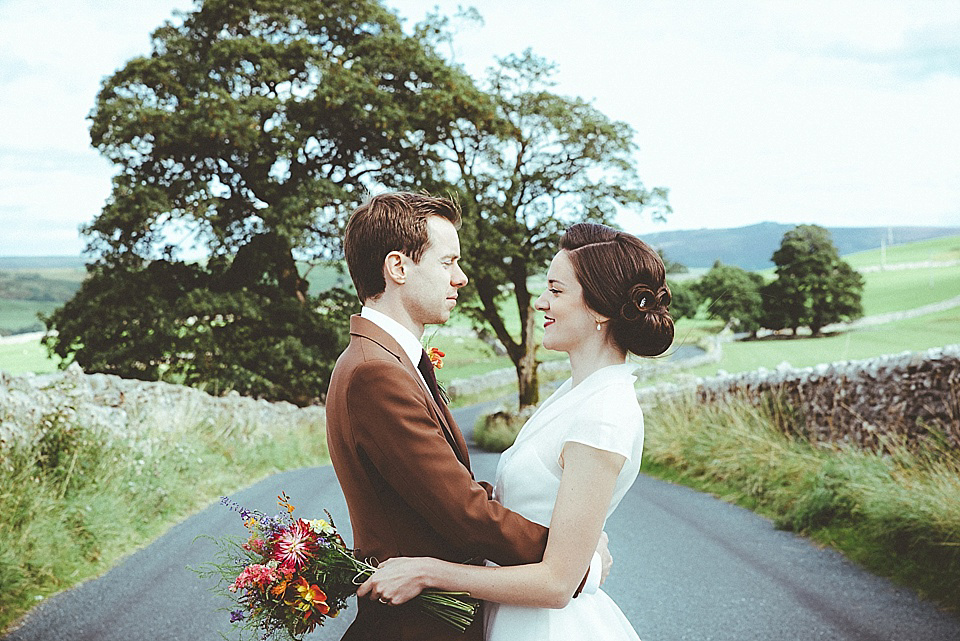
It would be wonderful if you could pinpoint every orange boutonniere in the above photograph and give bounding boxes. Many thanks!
[427,347,445,369]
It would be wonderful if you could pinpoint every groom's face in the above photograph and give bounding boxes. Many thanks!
[402,216,468,328]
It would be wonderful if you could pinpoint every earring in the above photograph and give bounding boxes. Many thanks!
[596,320,602,331]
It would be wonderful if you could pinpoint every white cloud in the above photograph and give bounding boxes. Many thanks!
[389,0,960,234]
[0,0,193,255]
[0,0,957,256]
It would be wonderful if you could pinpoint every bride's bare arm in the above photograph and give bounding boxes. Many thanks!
[356,442,625,609]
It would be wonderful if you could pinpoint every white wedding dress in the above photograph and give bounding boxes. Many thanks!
[484,363,644,641]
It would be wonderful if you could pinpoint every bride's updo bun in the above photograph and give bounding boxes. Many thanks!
[559,223,674,357]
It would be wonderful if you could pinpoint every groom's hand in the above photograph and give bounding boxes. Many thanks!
[598,531,612,586]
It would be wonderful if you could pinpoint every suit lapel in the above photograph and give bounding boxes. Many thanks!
[349,316,470,469]
[439,399,471,470]
[425,390,470,469]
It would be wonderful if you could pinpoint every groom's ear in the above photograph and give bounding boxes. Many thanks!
[384,251,407,285]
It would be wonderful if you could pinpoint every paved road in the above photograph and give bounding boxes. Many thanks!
[4,402,960,641]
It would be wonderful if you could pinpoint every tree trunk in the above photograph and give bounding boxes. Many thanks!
[511,261,540,409]
[473,273,540,409]
[516,336,539,409]
[222,232,308,304]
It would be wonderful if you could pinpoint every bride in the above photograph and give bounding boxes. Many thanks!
[358,222,674,639]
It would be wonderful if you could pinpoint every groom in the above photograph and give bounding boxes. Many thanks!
[326,192,606,641]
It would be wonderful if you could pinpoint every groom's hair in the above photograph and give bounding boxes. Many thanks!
[344,192,462,303]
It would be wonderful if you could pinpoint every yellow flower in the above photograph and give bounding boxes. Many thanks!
[308,519,335,535]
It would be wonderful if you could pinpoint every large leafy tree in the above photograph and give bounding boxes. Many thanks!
[693,261,765,335]
[664,280,700,321]
[424,49,670,408]
[44,0,482,403]
[47,259,341,404]
[763,224,864,336]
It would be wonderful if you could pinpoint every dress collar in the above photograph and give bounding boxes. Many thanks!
[508,362,640,452]
[571,362,640,388]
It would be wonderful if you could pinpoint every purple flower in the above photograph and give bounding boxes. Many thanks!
[230,609,246,622]
[221,496,272,526]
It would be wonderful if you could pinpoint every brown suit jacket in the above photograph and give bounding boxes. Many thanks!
[326,316,549,641]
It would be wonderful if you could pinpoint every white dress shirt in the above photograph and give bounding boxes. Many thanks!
[360,306,430,390]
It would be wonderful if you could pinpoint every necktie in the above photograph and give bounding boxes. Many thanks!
[417,350,443,406]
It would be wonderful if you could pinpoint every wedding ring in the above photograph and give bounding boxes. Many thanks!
[378,597,389,605]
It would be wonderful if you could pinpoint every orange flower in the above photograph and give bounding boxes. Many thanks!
[270,578,289,598]
[428,347,445,369]
[284,577,331,622]
[278,492,295,514]
[299,580,330,616]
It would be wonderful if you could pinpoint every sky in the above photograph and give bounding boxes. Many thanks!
[1,0,958,257]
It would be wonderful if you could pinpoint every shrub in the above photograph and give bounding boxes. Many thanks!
[473,406,535,452]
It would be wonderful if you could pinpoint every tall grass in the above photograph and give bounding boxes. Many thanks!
[473,406,535,452]
[642,393,960,613]
[0,394,328,632]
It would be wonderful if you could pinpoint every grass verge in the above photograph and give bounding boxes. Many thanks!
[0,396,328,632]
[641,392,960,614]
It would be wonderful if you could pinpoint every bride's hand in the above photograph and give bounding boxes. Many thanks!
[356,557,436,606]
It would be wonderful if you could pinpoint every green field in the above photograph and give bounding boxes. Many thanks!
[860,266,960,316]
[301,260,354,294]
[0,339,61,374]
[844,234,960,269]
[0,266,86,281]
[0,299,61,334]
[0,263,85,334]
[677,306,960,379]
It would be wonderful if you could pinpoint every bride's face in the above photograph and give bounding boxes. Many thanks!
[535,251,597,353]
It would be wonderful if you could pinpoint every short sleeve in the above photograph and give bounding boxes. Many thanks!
[560,384,644,464]
[561,414,641,463]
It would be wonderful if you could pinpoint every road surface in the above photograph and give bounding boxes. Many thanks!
[4,401,959,641]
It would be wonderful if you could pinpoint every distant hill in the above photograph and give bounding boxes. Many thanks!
[0,257,88,334]
[3,224,960,276]
[0,256,86,269]
[638,223,960,270]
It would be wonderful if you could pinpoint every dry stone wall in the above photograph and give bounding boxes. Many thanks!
[0,363,324,447]
[641,345,960,451]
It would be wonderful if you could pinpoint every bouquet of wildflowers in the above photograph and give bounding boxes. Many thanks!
[201,493,478,640]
